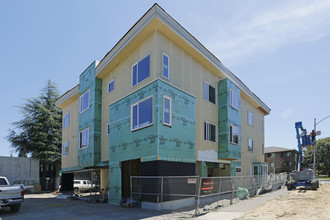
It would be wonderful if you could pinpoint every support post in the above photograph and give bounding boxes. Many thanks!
[230,178,235,205]
[195,177,202,216]
[160,177,163,211]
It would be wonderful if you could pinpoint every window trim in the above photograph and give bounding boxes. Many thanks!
[80,89,90,113]
[204,121,217,143]
[62,141,69,157]
[230,125,239,145]
[248,111,253,126]
[107,79,115,94]
[248,137,254,152]
[163,95,172,127]
[63,112,70,128]
[130,95,154,131]
[162,52,170,80]
[131,54,151,87]
[204,81,216,105]
[79,127,89,149]
[229,88,239,111]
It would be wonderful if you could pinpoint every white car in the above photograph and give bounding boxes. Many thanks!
[73,180,94,194]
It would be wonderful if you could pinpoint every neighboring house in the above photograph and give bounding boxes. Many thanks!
[265,147,298,174]
[55,4,270,204]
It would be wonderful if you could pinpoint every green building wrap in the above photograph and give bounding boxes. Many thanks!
[108,79,195,203]
[78,61,102,168]
[218,78,241,160]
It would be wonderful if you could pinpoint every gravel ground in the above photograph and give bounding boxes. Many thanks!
[238,184,330,220]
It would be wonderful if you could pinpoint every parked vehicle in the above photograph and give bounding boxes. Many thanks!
[0,176,24,212]
[73,180,94,194]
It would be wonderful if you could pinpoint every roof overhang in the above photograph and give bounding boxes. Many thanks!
[95,3,270,115]
[55,85,79,108]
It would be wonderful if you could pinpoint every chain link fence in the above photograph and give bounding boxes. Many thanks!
[130,173,287,214]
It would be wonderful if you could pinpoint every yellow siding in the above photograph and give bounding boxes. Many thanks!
[240,96,265,176]
[61,96,79,169]
[156,31,220,161]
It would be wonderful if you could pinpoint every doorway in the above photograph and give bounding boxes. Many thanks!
[121,159,141,198]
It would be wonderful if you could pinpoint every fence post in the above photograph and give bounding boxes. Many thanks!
[130,176,133,208]
[161,177,163,211]
[230,178,234,205]
[195,177,202,216]
[217,177,222,208]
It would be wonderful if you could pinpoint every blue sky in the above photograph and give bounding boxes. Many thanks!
[1,0,329,156]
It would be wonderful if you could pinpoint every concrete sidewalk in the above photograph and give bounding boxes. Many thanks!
[197,187,289,220]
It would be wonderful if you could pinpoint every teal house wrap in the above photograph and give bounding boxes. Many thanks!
[218,78,241,160]
[108,79,196,203]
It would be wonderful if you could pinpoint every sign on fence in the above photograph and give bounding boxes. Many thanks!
[187,178,197,184]
[201,178,214,195]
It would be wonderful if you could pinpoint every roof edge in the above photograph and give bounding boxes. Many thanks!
[55,85,79,107]
[95,3,270,114]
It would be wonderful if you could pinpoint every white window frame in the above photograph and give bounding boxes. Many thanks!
[248,111,253,126]
[229,88,239,110]
[79,127,89,149]
[236,167,242,173]
[230,125,239,145]
[80,89,90,113]
[163,95,172,127]
[204,81,216,105]
[131,54,151,87]
[106,123,110,136]
[63,112,70,128]
[130,95,154,131]
[62,141,69,157]
[107,79,115,94]
[162,52,170,80]
[248,137,254,152]
[204,121,217,143]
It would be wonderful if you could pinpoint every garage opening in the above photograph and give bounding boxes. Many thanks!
[121,159,141,199]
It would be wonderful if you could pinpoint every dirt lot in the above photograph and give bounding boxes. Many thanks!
[239,184,330,220]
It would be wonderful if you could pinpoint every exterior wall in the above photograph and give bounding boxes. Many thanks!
[0,156,39,185]
[108,80,195,163]
[78,61,102,167]
[108,80,195,203]
[61,96,79,170]
[218,78,241,160]
[101,32,157,163]
[155,31,219,163]
[240,96,265,176]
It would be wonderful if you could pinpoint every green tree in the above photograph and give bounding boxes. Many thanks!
[7,80,62,163]
[302,137,330,176]
[316,137,330,177]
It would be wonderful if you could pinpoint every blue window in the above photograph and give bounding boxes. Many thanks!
[163,95,172,126]
[230,125,239,145]
[63,112,70,128]
[108,80,114,94]
[248,138,254,152]
[62,141,69,157]
[230,89,239,110]
[162,53,170,80]
[131,96,153,131]
[80,90,90,113]
[204,81,216,104]
[131,54,150,87]
[79,127,89,149]
[204,122,216,142]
